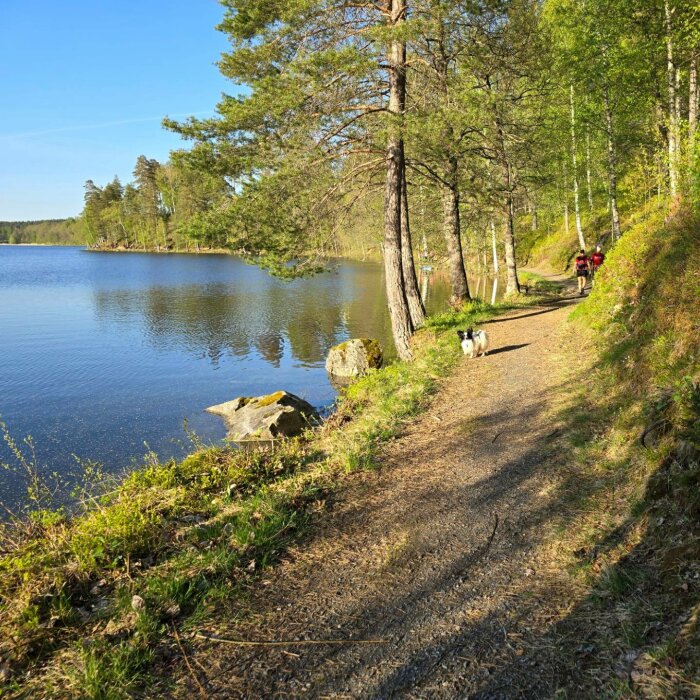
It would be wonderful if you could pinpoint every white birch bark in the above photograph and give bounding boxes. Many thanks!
[586,129,594,211]
[602,81,621,240]
[665,0,679,197]
[490,219,499,275]
[570,84,586,249]
[690,50,698,141]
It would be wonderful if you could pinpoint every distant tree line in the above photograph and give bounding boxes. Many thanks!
[0,219,80,245]
[77,155,229,252]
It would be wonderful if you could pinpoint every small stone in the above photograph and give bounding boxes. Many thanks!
[247,560,256,572]
[90,579,107,596]
[164,604,181,619]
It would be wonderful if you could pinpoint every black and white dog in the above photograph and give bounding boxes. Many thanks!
[457,327,489,358]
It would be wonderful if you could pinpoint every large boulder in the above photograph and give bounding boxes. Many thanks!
[205,391,318,441]
[325,338,383,379]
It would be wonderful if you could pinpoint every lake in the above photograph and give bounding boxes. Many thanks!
[0,246,497,510]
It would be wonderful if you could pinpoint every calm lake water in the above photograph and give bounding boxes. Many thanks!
[0,246,504,505]
[0,246,497,509]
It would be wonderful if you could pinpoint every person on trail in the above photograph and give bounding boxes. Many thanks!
[573,249,590,296]
[590,245,605,282]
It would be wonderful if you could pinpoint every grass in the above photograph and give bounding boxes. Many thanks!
[0,293,542,698]
[519,198,700,695]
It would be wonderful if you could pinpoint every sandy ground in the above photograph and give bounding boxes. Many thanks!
[171,287,599,699]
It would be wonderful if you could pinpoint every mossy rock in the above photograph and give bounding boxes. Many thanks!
[326,338,383,378]
[206,391,318,441]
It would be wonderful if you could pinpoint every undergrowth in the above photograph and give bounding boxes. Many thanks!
[538,199,700,695]
[0,294,537,698]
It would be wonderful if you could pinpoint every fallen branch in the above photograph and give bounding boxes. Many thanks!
[482,514,500,558]
[172,625,208,699]
[639,418,670,450]
[194,632,387,646]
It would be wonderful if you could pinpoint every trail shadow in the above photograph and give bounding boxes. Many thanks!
[486,343,530,356]
[481,298,579,325]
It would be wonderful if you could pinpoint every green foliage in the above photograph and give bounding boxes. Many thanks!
[575,203,700,395]
[0,219,81,245]
[543,202,700,694]
[77,159,228,252]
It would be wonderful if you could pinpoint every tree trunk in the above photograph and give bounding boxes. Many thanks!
[383,0,413,360]
[494,113,518,294]
[503,195,520,295]
[563,160,570,236]
[490,219,499,274]
[441,161,470,305]
[665,0,678,197]
[603,84,621,240]
[432,18,470,307]
[586,129,594,211]
[569,85,586,249]
[690,49,698,141]
[400,148,426,328]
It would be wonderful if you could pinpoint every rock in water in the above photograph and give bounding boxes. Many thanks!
[325,338,383,378]
[205,391,318,441]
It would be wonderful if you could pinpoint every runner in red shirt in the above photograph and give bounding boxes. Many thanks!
[590,245,605,282]
[573,249,590,296]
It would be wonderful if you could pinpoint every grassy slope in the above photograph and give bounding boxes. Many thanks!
[0,297,536,698]
[536,200,700,695]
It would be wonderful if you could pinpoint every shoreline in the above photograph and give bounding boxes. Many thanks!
[0,296,525,694]
[0,242,74,247]
[0,241,395,264]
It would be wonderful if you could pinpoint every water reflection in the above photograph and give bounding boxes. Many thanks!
[92,264,500,370]
[92,267,399,369]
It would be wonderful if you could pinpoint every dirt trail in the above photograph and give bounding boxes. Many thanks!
[176,288,592,699]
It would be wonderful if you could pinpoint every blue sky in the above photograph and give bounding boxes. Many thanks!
[0,1,234,221]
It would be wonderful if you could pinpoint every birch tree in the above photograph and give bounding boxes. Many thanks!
[569,84,586,248]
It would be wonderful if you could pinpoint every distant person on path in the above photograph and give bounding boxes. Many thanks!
[590,245,605,282]
[574,249,590,295]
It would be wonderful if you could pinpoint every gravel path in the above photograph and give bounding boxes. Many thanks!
[175,291,591,699]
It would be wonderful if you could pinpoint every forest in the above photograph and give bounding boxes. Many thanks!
[76,0,700,359]
[0,219,80,245]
